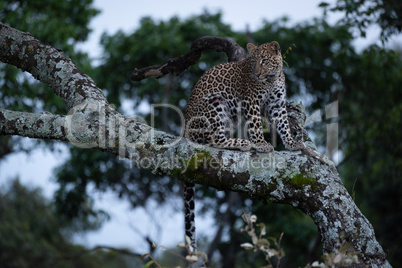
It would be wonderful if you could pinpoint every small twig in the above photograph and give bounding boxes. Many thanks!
[276,232,284,268]
[141,253,163,268]
[50,244,144,267]
[89,245,143,258]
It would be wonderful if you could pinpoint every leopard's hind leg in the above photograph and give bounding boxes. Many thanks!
[203,95,253,151]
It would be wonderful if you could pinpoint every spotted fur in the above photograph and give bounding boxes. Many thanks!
[183,41,305,252]
[184,41,304,152]
[183,181,196,252]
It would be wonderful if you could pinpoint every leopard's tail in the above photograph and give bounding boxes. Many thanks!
[183,181,197,252]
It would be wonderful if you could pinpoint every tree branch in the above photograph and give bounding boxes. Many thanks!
[0,25,391,267]
[0,23,106,111]
[0,109,67,141]
[130,36,247,81]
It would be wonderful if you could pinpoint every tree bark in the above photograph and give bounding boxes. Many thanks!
[130,36,247,81]
[0,23,391,267]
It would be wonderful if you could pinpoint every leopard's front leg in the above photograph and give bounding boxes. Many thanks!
[242,98,273,153]
[265,87,305,151]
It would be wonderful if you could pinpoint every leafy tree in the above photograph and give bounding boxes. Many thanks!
[55,13,324,266]
[0,179,136,268]
[0,0,105,237]
[0,2,143,266]
[51,11,401,267]
[253,18,402,266]
[320,0,402,41]
[0,0,99,158]
[338,46,402,267]
[1,19,391,267]
[54,10,240,249]
[0,2,400,266]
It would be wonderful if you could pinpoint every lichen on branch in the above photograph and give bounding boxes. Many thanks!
[0,24,391,267]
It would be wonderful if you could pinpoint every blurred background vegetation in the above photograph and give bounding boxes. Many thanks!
[0,0,401,267]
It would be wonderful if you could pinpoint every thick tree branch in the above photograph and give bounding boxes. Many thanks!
[0,25,391,267]
[0,109,67,141]
[0,23,106,111]
[130,36,247,81]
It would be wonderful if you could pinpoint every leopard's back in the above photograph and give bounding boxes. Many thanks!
[184,61,243,123]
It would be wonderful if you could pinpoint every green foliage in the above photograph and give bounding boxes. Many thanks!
[54,10,239,235]
[240,212,285,268]
[91,14,402,266]
[282,43,296,72]
[0,0,99,156]
[249,202,319,266]
[338,45,402,267]
[1,3,401,266]
[0,0,99,113]
[0,0,99,46]
[320,0,402,42]
[0,179,133,268]
[95,10,235,113]
[240,213,360,268]
[253,18,354,112]
[61,12,400,267]
[54,147,177,220]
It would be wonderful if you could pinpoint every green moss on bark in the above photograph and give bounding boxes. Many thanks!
[287,173,317,189]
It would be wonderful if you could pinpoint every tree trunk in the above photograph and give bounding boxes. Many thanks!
[0,23,391,267]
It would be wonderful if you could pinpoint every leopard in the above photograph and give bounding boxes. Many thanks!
[184,41,305,153]
[182,41,305,253]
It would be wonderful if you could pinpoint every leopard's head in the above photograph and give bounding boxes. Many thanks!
[247,41,283,81]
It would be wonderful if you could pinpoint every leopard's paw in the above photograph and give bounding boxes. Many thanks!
[238,140,253,151]
[253,141,274,153]
[285,140,305,151]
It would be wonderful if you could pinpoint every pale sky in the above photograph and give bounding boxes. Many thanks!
[79,0,341,59]
[1,0,399,255]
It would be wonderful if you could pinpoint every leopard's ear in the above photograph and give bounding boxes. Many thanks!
[246,43,258,54]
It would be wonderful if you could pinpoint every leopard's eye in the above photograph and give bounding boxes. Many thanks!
[261,59,269,64]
